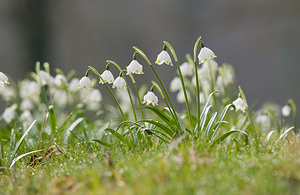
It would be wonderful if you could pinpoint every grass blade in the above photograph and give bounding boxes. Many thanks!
[63,117,84,144]
[275,126,294,145]
[92,139,113,148]
[105,128,131,148]
[8,120,37,168]
[9,149,44,169]
[209,130,249,149]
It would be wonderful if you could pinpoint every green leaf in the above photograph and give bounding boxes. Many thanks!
[48,105,57,136]
[209,130,249,149]
[8,120,37,168]
[9,149,44,169]
[275,126,294,145]
[210,104,235,140]
[63,117,84,144]
[92,139,113,148]
[138,119,174,137]
[200,105,212,134]
[205,112,217,138]
[105,128,131,148]
[264,130,276,146]
[143,106,178,131]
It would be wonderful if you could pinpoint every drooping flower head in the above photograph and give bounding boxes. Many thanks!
[0,72,9,87]
[198,44,217,64]
[179,62,194,76]
[143,91,158,106]
[155,48,173,66]
[112,76,127,90]
[170,77,182,92]
[126,60,144,75]
[78,76,92,89]
[232,97,248,113]
[100,70,114,84]
[282,105,291,117]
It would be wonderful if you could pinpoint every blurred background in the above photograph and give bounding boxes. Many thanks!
[1,0,299,123]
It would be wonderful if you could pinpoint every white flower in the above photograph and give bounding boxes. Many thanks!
[255,114,271,132]
[112,76,127,90]
[100,70,114,84]
[20,80,41,103]
[0,72,9,87]
[38,70,52,86]
[78,76,92,89]
[282,105,291,117]
[54,74,67,87]
[126,60,144,75]
[88,89,103,102]
[20,99,34,111]
[232,97,248,113]
[155,51,173,66]
[69,78,80,92]
[0,86,15,101]
[53,90,68,107]
[143,91,158,106]
[170,77,182,92]
[176,89,190,103]
[2,107,16,123]
[198,47,216,64]
[179,62,194,76]
[202,60,218,72]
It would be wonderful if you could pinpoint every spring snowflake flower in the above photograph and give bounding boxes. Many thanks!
[155,51,173,66]
[232,97,248,113]
[179,62,194,76]
[0,72,9,87]
[170,77,182,92]
[2,107,16,123]
[20,99,34,111]
[198,47,216,64]
[54,74,68,87]
[38,70,52,86]
[78,76,92,89]
[100,70,114,84]
[69,78,80,92]
[126,60,144,75]
[282,105,291,117]
[143,91,158,106]
[112,76,127,90]
[176,89,190,103]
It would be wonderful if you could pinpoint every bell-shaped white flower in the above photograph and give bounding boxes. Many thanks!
[282,105,291,117]
[38,70,52,86]
[143,91,158,106]
[100,70,114,84]
[170,77,182,92]
[198,47,216,64]
[112,76,127,90]
[20,99,34,111]
[78,76,92,89]
[179,62,194,76]
[0,72,9,87]
[126,60,144,75]
[2,107,16,123]
[54,74,68,87]
[232,97,248,113]
[69,78,80,92]
[155,51,173,66]
[202,60,218,72]
[176,89,190,103]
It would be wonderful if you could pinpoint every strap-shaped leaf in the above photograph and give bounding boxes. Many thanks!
[209,130,249,149]
[92,139,113,148]
[105,128,131,148]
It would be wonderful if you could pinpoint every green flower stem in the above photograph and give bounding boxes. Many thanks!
[106,60,137,122]
[128,73,144,120]
[193,36,202,134]
[133,46,179,126]
[164,41,192,127]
